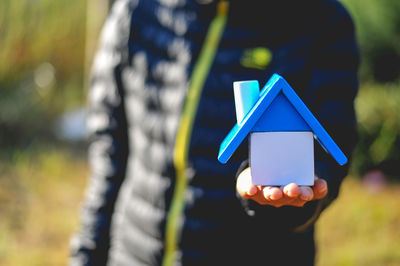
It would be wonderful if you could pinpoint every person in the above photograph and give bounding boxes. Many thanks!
[69,0,359,265]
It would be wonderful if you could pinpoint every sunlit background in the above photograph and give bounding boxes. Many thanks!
[1,0,400,265]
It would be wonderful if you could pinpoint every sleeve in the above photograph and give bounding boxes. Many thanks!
[69,1,133,265]
[236,1,360,232]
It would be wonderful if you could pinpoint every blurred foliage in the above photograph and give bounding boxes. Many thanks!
[0,0,87,148]
[338,0,400,177]
[316,177,400,266]
[340,0,400,82]
[352,82,400,178]
[0,147,88,265]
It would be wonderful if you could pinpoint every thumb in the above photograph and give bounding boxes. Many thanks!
[236,168,257,198]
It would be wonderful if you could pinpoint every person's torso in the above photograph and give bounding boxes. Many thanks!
[110,0,326,265]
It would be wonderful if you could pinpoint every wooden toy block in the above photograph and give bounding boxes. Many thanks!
[218,74,347,186]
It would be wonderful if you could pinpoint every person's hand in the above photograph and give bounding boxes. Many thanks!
[236,167,328,207]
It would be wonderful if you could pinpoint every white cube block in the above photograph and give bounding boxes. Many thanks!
[250,131,314,186]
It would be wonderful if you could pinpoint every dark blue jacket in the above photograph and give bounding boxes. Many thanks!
[70,0,359,265]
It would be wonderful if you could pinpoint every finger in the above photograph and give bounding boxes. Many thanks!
[263,186,283,201]
[299,186,314,201]
[236,170,250,197]
[247,184,258,196]
[313,178,328,199]
[283,183,301,198]
[236,168,258,198]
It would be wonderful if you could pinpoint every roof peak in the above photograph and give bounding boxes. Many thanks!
[218,74,347,165]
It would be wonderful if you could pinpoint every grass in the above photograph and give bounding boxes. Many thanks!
[0,146,400,265]
[316,176,400,266]
[0,146,88,266]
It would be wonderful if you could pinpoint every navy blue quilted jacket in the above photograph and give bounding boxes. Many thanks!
[70,0,359,265]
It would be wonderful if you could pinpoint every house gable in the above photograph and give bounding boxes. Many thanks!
[252,92,311,132]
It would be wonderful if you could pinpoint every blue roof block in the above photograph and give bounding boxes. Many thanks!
[217,74,348,165]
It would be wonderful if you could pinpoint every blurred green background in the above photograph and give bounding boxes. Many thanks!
[0,0,400,265]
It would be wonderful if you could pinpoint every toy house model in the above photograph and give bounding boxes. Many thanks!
[218,74,347,186]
